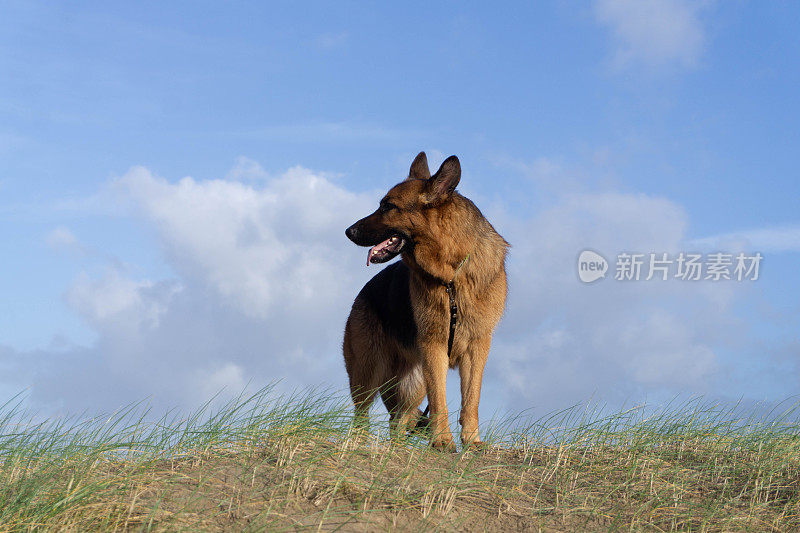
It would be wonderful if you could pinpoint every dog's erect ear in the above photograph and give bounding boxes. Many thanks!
[424,155,460,204]
[407,151,431,181]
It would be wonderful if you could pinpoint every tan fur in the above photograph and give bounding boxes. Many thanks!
[343,153,508,450]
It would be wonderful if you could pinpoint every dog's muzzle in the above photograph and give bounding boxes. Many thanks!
[345,224,359,242]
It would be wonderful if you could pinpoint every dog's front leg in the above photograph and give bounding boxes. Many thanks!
[459,336,491,449]
[421,342,455,451]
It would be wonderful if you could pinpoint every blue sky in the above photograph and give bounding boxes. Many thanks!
[1,1,798,417]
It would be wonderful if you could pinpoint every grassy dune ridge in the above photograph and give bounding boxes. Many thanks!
[0,387,799,531]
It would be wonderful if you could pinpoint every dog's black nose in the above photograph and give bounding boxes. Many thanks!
[345,225,358,241]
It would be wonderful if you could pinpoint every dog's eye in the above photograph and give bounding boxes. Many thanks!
[379,202,397,213]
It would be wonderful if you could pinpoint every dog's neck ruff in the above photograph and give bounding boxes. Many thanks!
[406,252,470,356]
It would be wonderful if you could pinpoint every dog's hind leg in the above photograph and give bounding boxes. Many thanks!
[351,387,378,430]
[343,316,382,430]
[381,364,426,439]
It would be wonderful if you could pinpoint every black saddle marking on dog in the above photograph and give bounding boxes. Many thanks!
[358,261,417,348]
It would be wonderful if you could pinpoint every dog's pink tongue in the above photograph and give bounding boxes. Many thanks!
[367,238,390,266]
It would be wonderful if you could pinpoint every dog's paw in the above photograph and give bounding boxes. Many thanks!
[430,437,457,453]
[461,440,489,453]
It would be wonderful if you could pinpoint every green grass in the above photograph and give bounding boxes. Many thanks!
[1,388,798,531]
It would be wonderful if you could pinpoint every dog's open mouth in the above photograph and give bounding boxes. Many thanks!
[367,235,406,265]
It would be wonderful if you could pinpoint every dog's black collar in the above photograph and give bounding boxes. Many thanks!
[444,254,470,359]
[444,281,458,359]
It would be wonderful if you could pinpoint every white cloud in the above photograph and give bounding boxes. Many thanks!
[224,156,272,182]
[7,164,378,414]
[689,225,800,253]
[488,189,739,412]
[66,269,181,333]
[45,226,79,251]
[116,165,372,319]
[196,362,247,401]
[594,0,706,71]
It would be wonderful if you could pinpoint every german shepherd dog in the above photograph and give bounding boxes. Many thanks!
[343,152,508,450]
